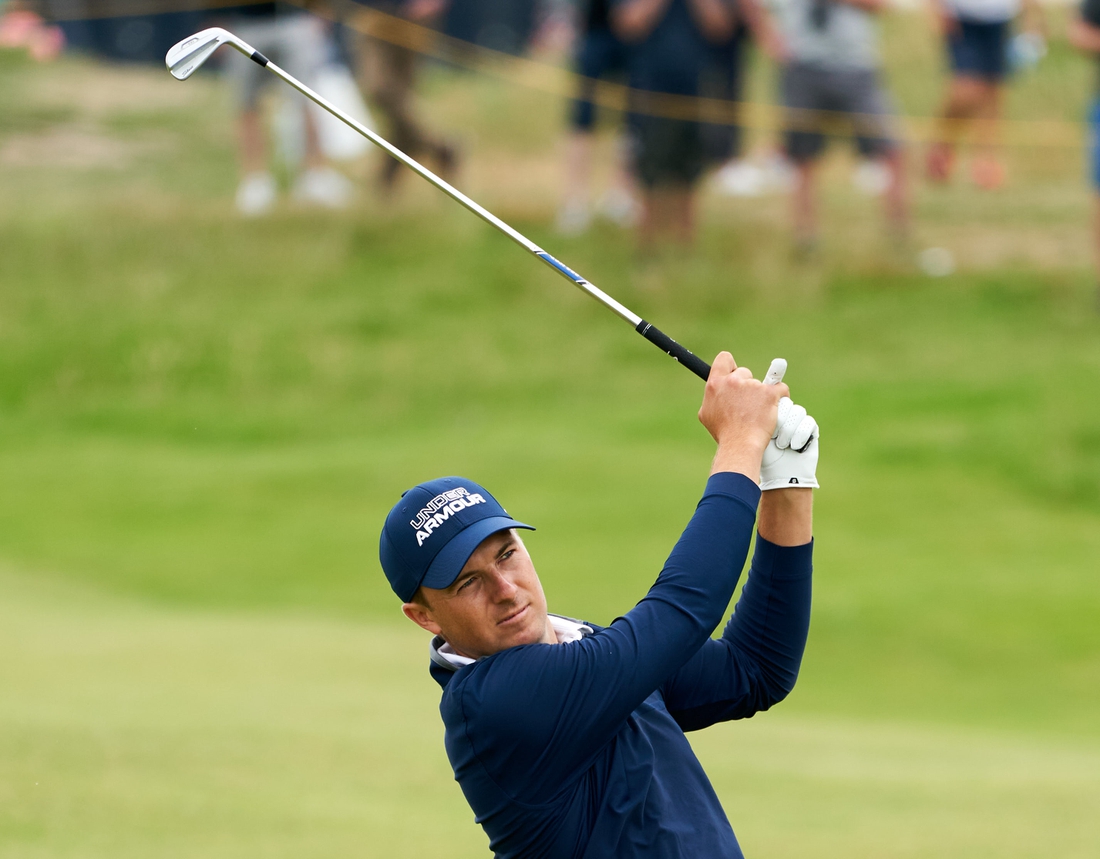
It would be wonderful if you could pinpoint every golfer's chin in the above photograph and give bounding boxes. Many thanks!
[450,607,552,659]
[494,605,550,650]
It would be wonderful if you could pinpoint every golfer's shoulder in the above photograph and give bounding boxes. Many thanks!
[442,636,600,730]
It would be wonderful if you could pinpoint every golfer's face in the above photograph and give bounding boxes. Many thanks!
[421,530,552,660]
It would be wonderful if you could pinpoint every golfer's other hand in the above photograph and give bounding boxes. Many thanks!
[699,352,788,481]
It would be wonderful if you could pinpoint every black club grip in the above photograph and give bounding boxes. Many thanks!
[635,320,711,381]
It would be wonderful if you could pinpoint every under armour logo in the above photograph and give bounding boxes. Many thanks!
[788,478,799,484]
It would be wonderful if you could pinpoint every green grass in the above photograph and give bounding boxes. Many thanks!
[1,16,1100,856]
[3,570,1098,859]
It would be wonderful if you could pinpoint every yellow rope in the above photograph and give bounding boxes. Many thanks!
[316,1,1089,149]
[19,0,1087,149]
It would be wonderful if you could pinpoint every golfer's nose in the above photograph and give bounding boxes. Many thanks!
[487,570,518,602]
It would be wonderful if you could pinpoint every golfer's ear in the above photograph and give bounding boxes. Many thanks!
[403,602,442,635]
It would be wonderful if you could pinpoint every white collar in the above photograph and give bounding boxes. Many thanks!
[430,613,592,672]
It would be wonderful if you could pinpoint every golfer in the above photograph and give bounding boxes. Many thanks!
[379,353,818,858]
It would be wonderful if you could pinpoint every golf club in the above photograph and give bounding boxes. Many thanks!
[166,28,720,381]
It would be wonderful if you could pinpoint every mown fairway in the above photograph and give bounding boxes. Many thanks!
[2,14,1099,857]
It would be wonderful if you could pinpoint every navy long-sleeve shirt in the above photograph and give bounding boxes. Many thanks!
[428,472,813,858]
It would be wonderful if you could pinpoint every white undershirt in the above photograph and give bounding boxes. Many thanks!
[432,614,592,671]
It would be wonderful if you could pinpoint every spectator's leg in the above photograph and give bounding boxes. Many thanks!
[781,62,825,251]
[882,147,909,240]
[559,37,599,235]
[558,131,595,234]
[928,75,985,181]
[239,109,267,175]
[565,132,596,197]
[970,19,1010,188]
[385,42,424,152]
[602,134,640,227]
[301,110,326,172]
[631,112,674,248]
[357,33,454,189]
[600,35,639,225]
[559,30,602,233]
[288,18,328,174]
[941,75,987,122]
[232,34,277,217]
[849,70,908,242]
[638,188,662,249]
[971,80,1005,189]
[261,14,352,209]
[792,161,816,246]
[638,192,652,246]
[385,39,455,181]
[669,186,696,246]
[636,185,694,248]
[357,34,411,187]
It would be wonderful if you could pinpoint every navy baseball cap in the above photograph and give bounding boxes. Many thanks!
[379,476,534,602]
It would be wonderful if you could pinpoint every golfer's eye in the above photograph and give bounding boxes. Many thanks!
[457,576,477,593]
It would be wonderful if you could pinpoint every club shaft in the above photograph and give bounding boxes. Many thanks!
[245,46,712,381]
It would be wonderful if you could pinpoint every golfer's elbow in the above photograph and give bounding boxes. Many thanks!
[761,673,796,708]
[754,661,802,710]
[768,672,799,706]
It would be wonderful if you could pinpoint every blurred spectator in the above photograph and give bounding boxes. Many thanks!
[0,0,64,61]
[443,0,537,53]
[557,0,639,235]
[926,0,1044,189]
[228,2,353,216]
[705,0,797,200]
[41,0,205,65]
[612,0,740,247]
[350,0,458,193]
[1068,0,1100,308]
[704,0,785,189]
[699,19,751,170]
[530,0,576,54]
[776,0,908,254]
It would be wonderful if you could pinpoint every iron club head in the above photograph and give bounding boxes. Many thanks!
[165,28,254,80]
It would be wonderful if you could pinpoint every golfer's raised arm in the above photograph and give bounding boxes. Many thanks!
[660,527,814,730]
[463,357,788,779]
[661,393,817,730]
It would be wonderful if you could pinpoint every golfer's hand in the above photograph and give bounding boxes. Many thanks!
[760,397,820,490]
[699,352,788,481]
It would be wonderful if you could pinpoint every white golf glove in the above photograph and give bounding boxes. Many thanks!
[760,396,819,490]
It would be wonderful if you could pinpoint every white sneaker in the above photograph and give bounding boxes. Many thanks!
[714,160,766,197]
[292,167,353,209]
[761,154,795,193]
[556,199,592,236]
[598,188,640,227]
[852,160,890,197]
[235,172,277,217]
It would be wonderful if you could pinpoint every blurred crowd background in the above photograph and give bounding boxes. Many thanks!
[3,0,1099,272]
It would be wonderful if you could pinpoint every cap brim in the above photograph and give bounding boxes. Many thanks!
[420,516,534,593]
